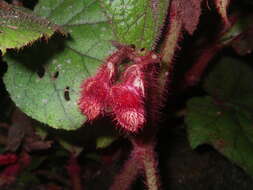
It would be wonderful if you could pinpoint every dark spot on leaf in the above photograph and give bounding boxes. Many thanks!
[37,66,45,78]
[140,47,145,52]
[64,87,70,101]
[23,0,39,10]
[130,44,136,49]
[53,71,59,79]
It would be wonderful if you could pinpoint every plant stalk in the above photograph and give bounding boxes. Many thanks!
[66,154,82,190]
[160,1,183,66]
[110,152,141,190]
[141,143,160,190]
[158,0,183,99]
[184,43,221,87]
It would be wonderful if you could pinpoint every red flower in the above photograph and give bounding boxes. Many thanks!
[79,61,115,120]
[78,46,136,121]
[110,64,146,132]
[78,47,161,133]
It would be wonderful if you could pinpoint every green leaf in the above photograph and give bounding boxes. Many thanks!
[186,57,253,176]
[186,97,253,176]
[4,0,169,130]
[100,0,169,49]
[35,126,48,140]
[204,57,253,107]
[58,139,83,156]
[0,0,63,55]
[4,0,114,130]
[96,136,116,149]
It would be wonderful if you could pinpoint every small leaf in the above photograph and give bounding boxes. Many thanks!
[0,0,64,55]
[58,139,83,156]
[34,126,48,140]
[96,136,116,149]
[186,57,253,176]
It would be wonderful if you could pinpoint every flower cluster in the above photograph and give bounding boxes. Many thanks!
[79,46,160,133]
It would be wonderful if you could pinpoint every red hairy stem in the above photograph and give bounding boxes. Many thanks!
[131,139,161,190]
[109,153,141,190]
[110,138,160,190]
[160,0,183,66]
[183,7,235,88]
[160,0,203,90]
[66,154,82,190]
[160,0,204,65]
[157,0,184,118]
[184,43,221,87]
[142,149,160,190]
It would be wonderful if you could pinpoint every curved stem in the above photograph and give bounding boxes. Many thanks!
[130,139,161,190]
[66,154,82,190]
[160,1,183,66]
[110,151,141,190]
[184,43,221,87]
[141,143,160,190]
[158,0,183,102]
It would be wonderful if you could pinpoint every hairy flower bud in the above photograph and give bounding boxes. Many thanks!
[78,62,113,120]
[78,46,135,121]
[110,64,145,132]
